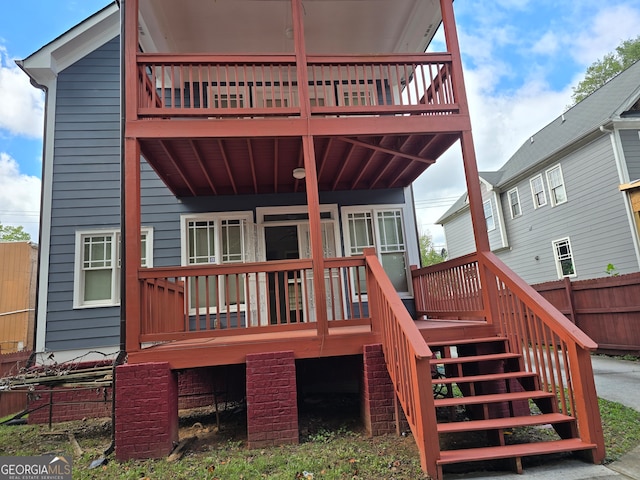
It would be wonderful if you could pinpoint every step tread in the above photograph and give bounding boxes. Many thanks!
[437,413,574,433]
[430,352,520,365]
[437,438,596,465]
[434,390,554,407]
[432,371,538,385]
[427,336,508,347]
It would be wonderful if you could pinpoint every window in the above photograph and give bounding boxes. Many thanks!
[546,165,567,206]
[530,175,547,208]
[552,238,576,278]
[74,228,152,308]
[343,207,409,294]
[212,93,243,109]
[507,188,521,218]
[483,200,495,231]
[182,212,253,312]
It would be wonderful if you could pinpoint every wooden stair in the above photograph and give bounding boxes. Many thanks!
[426,335,597,475]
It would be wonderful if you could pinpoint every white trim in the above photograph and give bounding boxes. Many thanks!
[530,174,547,209]
[73,227,153,309]
[341,204,412,298]
[507,187,522,219]
[483,199,495,232]
[545,164,568,207]
[35,76,58,353]
[492,190,509,249]
[610,128,640,269]
[552,237,577,279]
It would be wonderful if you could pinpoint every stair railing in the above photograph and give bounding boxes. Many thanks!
[363,249,440,476]
[479,251,605,462]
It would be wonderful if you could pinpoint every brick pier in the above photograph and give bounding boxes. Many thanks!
[246,351,298,448]
[115,362,178,460]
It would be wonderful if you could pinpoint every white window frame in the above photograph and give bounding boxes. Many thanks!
[483,199,496,231]
[180,211,254,314]
[530,174,547,209]
[73,227,153,309]
[552,237,577,279]
[341,205,411,298]
[507,187,522,219]
[546,164,568,207]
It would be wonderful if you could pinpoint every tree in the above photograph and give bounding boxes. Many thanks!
[419,230,447,267]
[571,36,640,105]
[0,224,31,242]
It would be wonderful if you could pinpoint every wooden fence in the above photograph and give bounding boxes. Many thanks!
[0,350,32,418]
[533,273,640,354]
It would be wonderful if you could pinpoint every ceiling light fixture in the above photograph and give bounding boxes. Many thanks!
[292,167,306,179]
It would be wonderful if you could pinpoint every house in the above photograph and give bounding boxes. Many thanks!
[17,1,605,478]
[0,241,37,353]
[438,61,640,285]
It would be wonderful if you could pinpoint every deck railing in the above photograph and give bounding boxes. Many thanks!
[138,257,371,344]
[136,53,457,118]
[411,252,486,320]
[363,249,439,474]
[412,252,605,462]
[480,252,604,461]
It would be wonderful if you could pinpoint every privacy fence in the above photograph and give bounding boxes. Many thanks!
[533,273,640,354]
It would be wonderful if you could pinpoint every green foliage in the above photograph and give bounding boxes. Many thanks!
[419,231,447,267]
[605,263,619,276]
[0,223,31,242]
[571,36,640,105]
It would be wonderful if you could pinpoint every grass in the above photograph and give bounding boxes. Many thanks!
[0,395,638,479]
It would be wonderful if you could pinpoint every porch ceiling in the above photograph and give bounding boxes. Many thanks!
[139,132,457,197]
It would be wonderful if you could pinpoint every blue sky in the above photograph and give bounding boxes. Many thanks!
[0,0,639,242]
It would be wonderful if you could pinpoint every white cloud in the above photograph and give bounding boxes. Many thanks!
[0,45,44,138]
[0,152,41,240]
[570,4,640,65]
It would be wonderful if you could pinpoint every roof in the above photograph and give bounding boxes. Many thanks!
[437,60,640,224]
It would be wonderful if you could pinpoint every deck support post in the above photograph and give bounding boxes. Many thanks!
[115,362,178,460]
[362,344,399,436]
[246,351,299,448]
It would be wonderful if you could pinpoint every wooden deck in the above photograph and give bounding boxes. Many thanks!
[127,318,499,370]
[128,323,381,369]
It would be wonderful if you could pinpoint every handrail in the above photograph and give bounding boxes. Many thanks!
[363,249,438,474]
[479,252,597,350]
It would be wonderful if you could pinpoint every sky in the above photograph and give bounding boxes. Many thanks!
[0,1,639,244]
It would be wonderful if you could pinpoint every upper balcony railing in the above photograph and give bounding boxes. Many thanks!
[136,53,458,119]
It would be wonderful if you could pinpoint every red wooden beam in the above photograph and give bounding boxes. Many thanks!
[217,139,238,195]
[159,140,197,196]
[189,139,217,195]
[337,136,435,165]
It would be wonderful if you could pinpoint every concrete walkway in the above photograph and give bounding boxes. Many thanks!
[444,355,640,480]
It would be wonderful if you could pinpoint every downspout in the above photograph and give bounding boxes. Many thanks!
[103,0,127,458]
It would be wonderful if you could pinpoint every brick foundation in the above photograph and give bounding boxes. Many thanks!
[246,351,298,448]
[362,344,403,436]
[115,362,178,461]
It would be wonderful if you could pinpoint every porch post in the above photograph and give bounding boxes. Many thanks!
[123,0,141,353]
[439,0,489,253]
[292,0,329,334]
[124,138,141,353]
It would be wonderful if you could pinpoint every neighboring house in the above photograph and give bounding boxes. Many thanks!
[438,61,640,285]
[17,1,604,477]
[0,242,37,353]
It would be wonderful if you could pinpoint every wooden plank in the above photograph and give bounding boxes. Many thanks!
[430,352,520,365]
[437,413,574,434]
[434,390,554,408]
[434,371,538,386]
[437,439,596,465]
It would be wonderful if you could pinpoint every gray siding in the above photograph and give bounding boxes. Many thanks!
[621,129,640,181]
[45,36,412,352]
[496,135,638,284]
[442,210,476,258]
